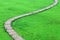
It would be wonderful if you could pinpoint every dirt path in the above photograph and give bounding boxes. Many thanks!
[4,0,58,40]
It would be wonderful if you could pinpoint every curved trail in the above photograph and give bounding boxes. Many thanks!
[4,0,58,40]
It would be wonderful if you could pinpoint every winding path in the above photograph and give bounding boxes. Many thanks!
[4,0,58,40]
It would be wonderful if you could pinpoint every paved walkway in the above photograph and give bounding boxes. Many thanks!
[4,0,58,40]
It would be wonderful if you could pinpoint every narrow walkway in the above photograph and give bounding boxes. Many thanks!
[4,0,58,40]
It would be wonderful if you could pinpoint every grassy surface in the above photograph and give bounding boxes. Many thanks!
[0,0,60,40]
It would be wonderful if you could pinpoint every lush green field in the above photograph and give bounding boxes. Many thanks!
[0,0,60,40]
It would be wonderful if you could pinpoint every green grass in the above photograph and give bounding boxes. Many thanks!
[0,0,60,40]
